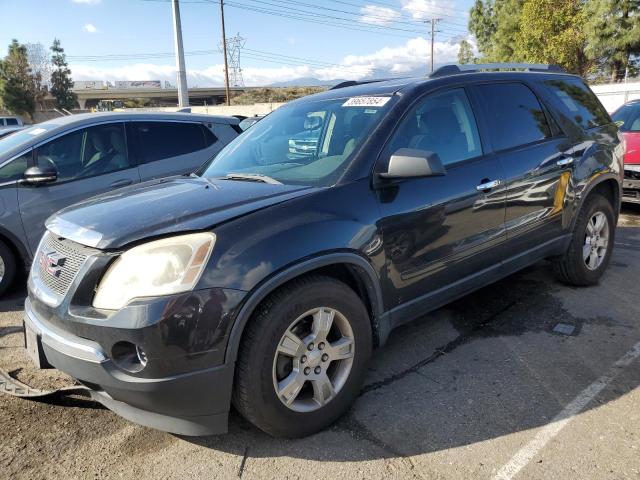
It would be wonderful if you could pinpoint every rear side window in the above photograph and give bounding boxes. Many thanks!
[612,104,640,132]
[545,78,610,130]
[5,118,18,126]
[133,122,215,163]
[475,82,552,152]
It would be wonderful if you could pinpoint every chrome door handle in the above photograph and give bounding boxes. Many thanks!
[476,179,501,191]
[556,156,574,167]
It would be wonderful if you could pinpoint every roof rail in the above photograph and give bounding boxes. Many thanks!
[430,63,565,79]
[330,77,405,90]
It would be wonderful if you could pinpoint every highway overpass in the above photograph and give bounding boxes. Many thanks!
[73,86,248,109]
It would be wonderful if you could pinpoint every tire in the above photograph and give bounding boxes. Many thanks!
[552,193,615,286]
[233,276,372,438]
[0,239,16,296]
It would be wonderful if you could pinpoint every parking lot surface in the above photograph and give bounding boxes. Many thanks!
[2,207,640,480]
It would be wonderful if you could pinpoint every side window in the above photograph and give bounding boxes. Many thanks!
[202,125,218,147]
[36,123,130,182]
[0,151,29,182]
[476,83,552,152]
[387,88,482,166]
[134,122,210,163]
[545,78,610,130]
[6,118,19,126]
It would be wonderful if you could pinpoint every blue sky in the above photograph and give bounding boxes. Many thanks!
[0,0,475,86]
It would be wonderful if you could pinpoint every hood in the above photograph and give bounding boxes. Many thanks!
[623,131,640,164]
[46,175,317,249]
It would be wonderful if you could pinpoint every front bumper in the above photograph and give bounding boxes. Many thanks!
[24,291,241,436]
[623,178,640,203]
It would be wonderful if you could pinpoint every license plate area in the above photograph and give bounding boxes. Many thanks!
[23,320,50,369]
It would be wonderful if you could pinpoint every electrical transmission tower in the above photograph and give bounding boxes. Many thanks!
[219,33,246,87]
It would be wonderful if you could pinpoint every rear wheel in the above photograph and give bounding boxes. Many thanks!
[233,276,372,438]
[553,194,615,286]
[0,239,16,296]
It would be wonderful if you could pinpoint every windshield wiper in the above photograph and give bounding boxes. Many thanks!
[225,173,282,185]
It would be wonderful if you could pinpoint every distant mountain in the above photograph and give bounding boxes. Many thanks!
[268,77,348,87]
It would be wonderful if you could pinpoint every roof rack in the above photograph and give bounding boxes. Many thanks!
[430,63,565,79]
[330,77,405,90]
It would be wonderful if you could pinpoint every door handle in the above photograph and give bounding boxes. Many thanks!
[476,179,501,191]
[110,179,133,188]
[556,156,574,167]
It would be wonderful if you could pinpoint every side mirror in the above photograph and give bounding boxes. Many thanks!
[378,148,446,179]
[23,165,57,185]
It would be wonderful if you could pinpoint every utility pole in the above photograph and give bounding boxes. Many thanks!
[171,0,189,107]
[426,18,442,73]
[220,0,231,106]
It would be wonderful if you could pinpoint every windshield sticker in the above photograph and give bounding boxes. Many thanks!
[343,96,390,108]
[27,128,47,135]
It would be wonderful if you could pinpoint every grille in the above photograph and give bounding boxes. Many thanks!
[624,169,640,180]
[36,233,97,297]
[623,188,640,200]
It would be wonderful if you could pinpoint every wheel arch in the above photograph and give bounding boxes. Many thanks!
[224,253,385,364]
[570,175,621,231]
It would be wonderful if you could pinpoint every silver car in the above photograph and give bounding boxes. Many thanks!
[0,111,240,294]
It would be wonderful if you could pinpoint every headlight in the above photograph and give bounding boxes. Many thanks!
[93,232,216,310]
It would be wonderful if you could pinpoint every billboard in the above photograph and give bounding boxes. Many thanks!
[72,80,108,90]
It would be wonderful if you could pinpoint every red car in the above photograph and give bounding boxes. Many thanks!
[613,100,640,203]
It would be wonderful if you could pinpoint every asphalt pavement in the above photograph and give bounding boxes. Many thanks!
[1,206,640,479]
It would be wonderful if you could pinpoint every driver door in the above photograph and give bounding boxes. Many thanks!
[18,122,141,252]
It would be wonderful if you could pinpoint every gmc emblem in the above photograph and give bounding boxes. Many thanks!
[40,251,66,277]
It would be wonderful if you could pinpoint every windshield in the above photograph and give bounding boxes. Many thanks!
[0,124,54,153]
[200,96,393,186]
[612,104,640,132]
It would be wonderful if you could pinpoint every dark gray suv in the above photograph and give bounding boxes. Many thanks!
[24,64,623,438]
[0,112,240,294]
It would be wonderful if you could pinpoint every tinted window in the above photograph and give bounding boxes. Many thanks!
[134,122,212,163]
[612,104,640,132]
[387,89,482,166]
[476,83,551,151]
[545,78,610,129]
[5,118,18,126]
[36,123,131,182]
[0,151,29,181]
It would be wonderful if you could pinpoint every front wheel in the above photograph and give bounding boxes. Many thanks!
[552,193,615,286]
[233,276,372,438]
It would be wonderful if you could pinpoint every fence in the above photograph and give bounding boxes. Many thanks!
[591,81,640,113]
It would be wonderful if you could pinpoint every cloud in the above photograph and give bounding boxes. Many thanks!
[402,0,457,21]
[82,23,98,33]
[72,0,101,4]
[69,35,472,87]
[359,5,401,26]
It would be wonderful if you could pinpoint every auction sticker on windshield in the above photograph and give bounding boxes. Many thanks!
[343,97,391,107]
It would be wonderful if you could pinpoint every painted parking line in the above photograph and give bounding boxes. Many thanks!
[494,340,640,480]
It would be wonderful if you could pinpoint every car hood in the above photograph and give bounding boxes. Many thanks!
[46,175,318,249]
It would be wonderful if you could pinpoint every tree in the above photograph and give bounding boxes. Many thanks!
[514,0,592,76]
[49,39,77,110]
[584,0,640,82]
[0,39,38,119]
[469,0,525,62]
[458,40,475,64]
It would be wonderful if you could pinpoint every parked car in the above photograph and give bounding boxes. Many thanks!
[611,99,640,203]
[0,115,24,130]
[0,111,240,294]
[23,64,622,439]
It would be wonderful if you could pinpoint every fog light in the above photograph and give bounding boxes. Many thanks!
[111,341,147,373]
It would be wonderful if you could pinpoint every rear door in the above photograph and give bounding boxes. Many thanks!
[377,87,506,316]
[470,82,573,251]
[18,122,141,252]
[131,121,222,180]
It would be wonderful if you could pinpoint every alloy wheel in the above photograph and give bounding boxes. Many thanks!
[583,211,610,271]
[272,307,355,412]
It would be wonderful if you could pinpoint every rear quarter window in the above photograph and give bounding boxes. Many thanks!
[545,78,610,130]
